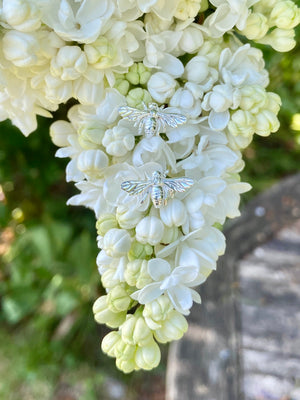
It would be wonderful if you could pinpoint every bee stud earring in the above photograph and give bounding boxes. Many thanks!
[119,102,187,137]
[121,170,194,208]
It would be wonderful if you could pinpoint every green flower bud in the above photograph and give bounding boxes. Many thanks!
[107,285,133,313]
[93,295,127,328]
[96,214,118,236]
[124,259,152,289]
[114,75,130,96]
[126,88,152,109]
[115,338,136,360]
[135,339,161,370]
[154,310,188,344]
[116,357,136,374]
[199,0,208,12]
[101,331,122,357]
[126,63,151,85]
[128,240,153,261]
[121,314,153,347]
[143,296,173,330]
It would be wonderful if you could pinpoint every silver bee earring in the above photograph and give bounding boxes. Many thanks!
[121,170,194,208]
[119,102,187,137]
[119,102,194,207]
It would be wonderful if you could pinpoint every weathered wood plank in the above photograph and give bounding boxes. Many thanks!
[239,221,300,399]
[166,174,300,400]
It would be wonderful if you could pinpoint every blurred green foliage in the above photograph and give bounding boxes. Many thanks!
[0,120,110,398]
[0,26,299,399]
[241,25,300,196]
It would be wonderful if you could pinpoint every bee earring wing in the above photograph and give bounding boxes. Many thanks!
[163,177,194,193]
[157,111,187,128]
[119,106,143,120]
[120,180,152,196]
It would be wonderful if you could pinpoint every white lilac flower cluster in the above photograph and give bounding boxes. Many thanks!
[1,0,299,372]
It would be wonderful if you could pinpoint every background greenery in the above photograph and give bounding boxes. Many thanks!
[0,28,299,400]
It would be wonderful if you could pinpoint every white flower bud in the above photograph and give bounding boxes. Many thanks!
[2,30,62,67]
[135,340,161,370]
[136,216,164,246]
[101,268,121,289]
[203,84,239,113]
[257,28,296,52]
[266,92,281,114]
[255,110,280,136]
[184,56,210,83]
[50,121,75,147]
[84,37,116,69]
[159,199,187,227]
[228,110,256,138]
[93,296,126,328]
[154,310,188,343]
[96,214,118,237]
[226,132,253,151]
[116,206,145,230]
[124,259,152,289]
[143,296,174,330]
[170,87,201,118]
[103,229,131,257]
[2,0,41,32]
[239,85,268,114]
[178,25,204,54]
[242,12,269,40]
[270,1,300,29]
[107,285,133,313]
[161,226,179,245]
[2,30,39,67]
[102,125,135,157]
[114,338,136,361]
[101,331,122,357]
[121,314,153,346]
[77,149,109,178]
[116,357,136,374]
[175,0,202,20]
[78,122,106,148]
[51,46,87,80]
[148,72,177,103]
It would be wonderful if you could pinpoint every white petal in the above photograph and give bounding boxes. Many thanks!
[208,110,230,130]
[172,265,199,284]
[131,283,163,304]
[148,258,171,281]
[167,285,193,313]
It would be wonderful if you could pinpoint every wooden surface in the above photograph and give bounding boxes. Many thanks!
[240,220,300,399]
[166,173,300,400]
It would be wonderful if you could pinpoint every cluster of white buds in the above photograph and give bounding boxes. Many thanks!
[0,0,299,372]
